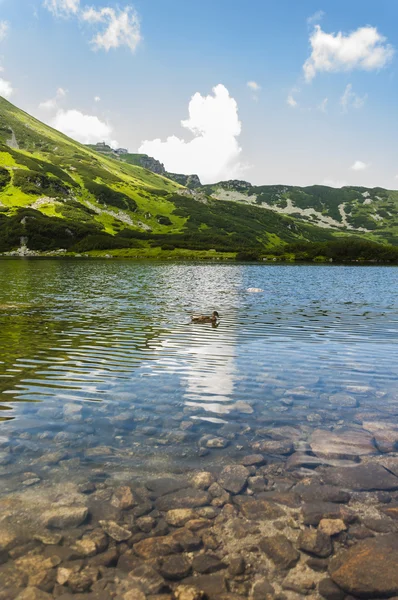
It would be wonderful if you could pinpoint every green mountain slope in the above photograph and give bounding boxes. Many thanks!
[0,97,397,260]
[202,180,398,245]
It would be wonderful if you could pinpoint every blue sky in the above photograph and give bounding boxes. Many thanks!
[0,0,397,187]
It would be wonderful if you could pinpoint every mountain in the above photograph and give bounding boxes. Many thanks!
[85,144,202,188]
[201,180,398,246]
[0,96,398,261]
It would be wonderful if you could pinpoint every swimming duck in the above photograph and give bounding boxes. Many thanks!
[191,311,219,324]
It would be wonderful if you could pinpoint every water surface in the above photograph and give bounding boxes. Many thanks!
[0,260,397,481]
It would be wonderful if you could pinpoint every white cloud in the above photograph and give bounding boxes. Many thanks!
[304,25,394,82]
[51,109,117,146]
[0,77,13,98]
[94,96,101,102]
[287,94,298,107]
[39,87,67,111]
[307,10,325,27]
[139,84,243,184]
[0,21,9,41]
[350,160,368,171]
[43,0,80,17]
[81,6,141,52]
[318,97,328,112]
[323,178,348,188]
[247,81,261,92]
[340,83,367,112]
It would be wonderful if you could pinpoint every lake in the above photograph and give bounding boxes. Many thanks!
[0,259,398,598]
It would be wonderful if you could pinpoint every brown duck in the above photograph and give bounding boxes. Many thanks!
[191,311,219,324]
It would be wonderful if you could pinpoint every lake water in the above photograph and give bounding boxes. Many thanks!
[1,260,398,598]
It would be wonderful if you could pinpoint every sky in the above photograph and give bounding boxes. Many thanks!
[0,0,397,187]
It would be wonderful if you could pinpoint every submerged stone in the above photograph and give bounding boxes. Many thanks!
[322,463,398,491]
[260,534,299,569]
[41,506,88,529]
[329,534,398,598]
[218,465,249,495]
[310,429,376,460]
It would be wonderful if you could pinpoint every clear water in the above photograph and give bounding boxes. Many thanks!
[0,259,397,486]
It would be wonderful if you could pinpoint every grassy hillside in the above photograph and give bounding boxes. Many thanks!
[0,97,397,260]
[203,180,398,246]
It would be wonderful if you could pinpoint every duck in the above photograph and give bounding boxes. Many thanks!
[191,311,219,324]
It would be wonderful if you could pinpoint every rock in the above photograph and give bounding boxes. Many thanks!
[218,465,249,495]
[381,505,398,521]
[322,463,398,491]
[380,456,398,477]
[286,452,329,470]
[228,555,245,577]
[172,528,202,551]
[123,587,146,600]
[250,578,274,600]
[295,484,351,504]
[160,555,192,580]
[134,535,181,558]
[99,520,132,541]
[174,585,205,600]
[310,429,376,460]
[298,528,333,557]
[362,421,398,453]
[0,528,17,551]
[302,502,355,526]
[183,574,227,599]
[41,506,88,529]
[232,400,254,414]
[146,477,189,498]
[318,519,347,536]
[318,578,345,600]
[155,488,210,511]
[166,509,197,527]
[241,454,266,467]
[192,553,226,574]
[248,476,266,493]
[206,437,229,449]
[191,472,215,490]
[329,394,358,408]
[127,564,166,594]
[260,535,299,570]
[33,533,63,546]
[67,566,99,592]
[329,534,398,598]
[307,557,329,572]
[15,589,52,600]
[252,439,293,455]
[235,497,285,520]
[111,486,136,509]
[282,566,316,593]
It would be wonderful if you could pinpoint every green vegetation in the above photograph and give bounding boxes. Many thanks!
[0,97,397,262]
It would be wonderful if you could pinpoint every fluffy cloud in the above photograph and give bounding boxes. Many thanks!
[287,94,298,108]
[139,84,243,184]
[94,96,101,102]
[307,10,324,26]
[0,78,13,98]
[39,87,66,111]
[304,25,394,82]
[51,109,117,146]
[0,21,9,41]
[247,81,261,92]
[81,6,141,52]
[340,83,367,112]
[43,0,80,16]
[350,160,368,171]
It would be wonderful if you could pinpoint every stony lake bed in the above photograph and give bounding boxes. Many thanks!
[0,260,398,600]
